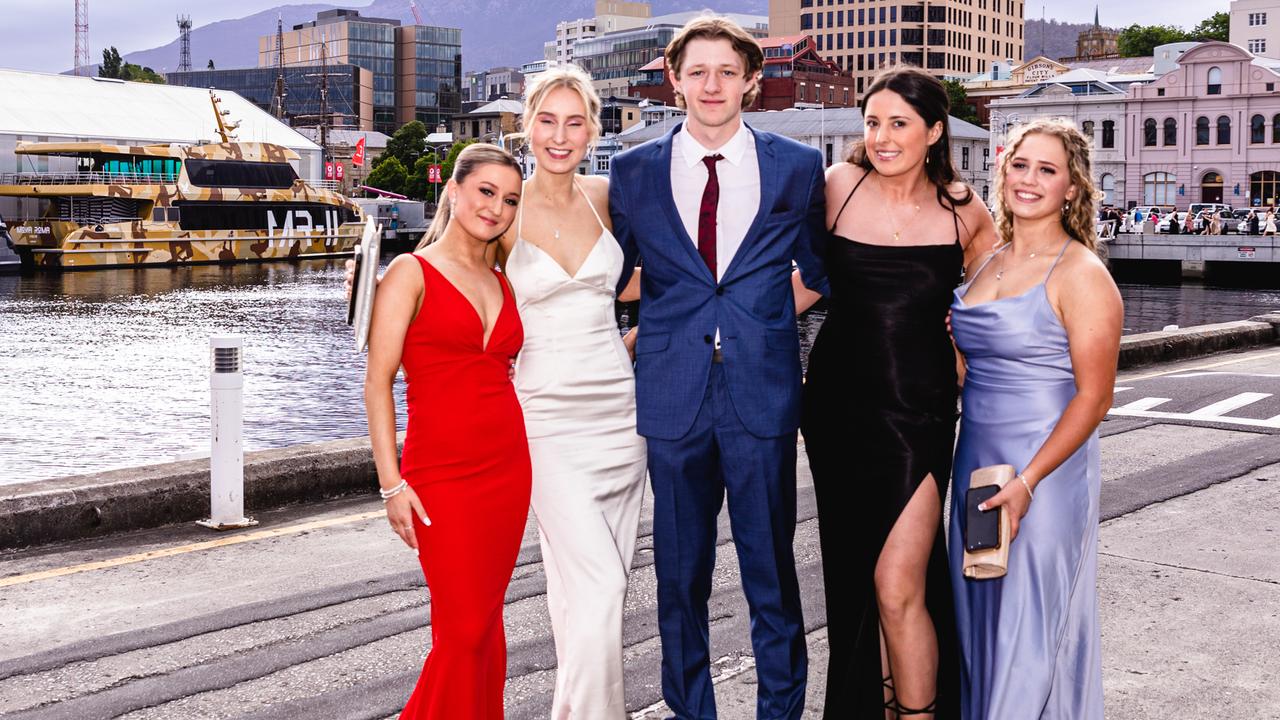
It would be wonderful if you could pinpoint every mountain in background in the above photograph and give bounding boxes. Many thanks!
[121,0,768,75]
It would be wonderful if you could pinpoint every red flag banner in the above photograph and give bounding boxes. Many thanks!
[335,163,344,181]
[324,162,334,180]
[353,137,366,167]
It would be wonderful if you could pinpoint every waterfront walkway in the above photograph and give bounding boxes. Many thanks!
[2,348,1279,718]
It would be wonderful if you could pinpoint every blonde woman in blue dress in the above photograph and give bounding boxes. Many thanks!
[948,118,1121,719]
[492,65,647,719]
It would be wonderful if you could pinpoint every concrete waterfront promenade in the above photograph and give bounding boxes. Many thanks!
[2,343,1280,717]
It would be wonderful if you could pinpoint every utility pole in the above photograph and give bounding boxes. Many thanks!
[74,0,90,76]
[177,15,192,72]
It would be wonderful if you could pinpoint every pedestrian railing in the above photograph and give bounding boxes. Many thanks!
[0,171,175,186]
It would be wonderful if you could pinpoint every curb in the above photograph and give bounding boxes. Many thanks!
[0,435,394,551]
[1117,313,1279,369]
[4,316,1280,551]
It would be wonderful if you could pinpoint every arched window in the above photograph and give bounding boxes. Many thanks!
[1082,120,1094,137]
[1143,118,1157,146]
[1273,114,1280,143]
[1208,66,1222,94]
[1144,172,1176,205]
[1196,116,1211,145]
[1163,118,1177,146]
[1252,171,1280,206]
[1252,114,1266,143]
[1217,115,1232,145]
[1100,173,1115,205]
[1101,119,1115,148]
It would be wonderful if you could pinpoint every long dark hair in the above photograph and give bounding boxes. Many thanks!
[848,66,973,212]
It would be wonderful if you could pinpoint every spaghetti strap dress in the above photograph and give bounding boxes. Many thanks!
[398,253,532,720]
[800,171,962,718]
[948,240,1104,720]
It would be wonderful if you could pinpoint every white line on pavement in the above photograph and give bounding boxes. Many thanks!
[1187,392,1274,418]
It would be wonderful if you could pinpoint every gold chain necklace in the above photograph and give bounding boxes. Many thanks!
[994,240,1062,281]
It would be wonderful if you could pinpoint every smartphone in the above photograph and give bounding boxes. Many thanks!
[965,485,1002,552]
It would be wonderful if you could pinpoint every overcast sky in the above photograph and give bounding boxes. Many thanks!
[0,0,1227,75]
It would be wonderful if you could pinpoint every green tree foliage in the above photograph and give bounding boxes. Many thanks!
[943,79,981,125]
[442,140,476,184]
[405,153,439,200]
[380,121,428,171]
[1190,12,1229,42]
[1117,24,1190,57]
[99,47,123,78]
[366,156,408,196]
[97,46,163,83]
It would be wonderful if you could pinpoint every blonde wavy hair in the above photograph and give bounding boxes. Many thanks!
[993,118,1100,251]
[509,63,602,154]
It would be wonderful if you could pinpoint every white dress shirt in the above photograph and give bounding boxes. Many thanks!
[670,121,761,282]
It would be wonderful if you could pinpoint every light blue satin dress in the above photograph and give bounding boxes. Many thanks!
[947,241,1104,720]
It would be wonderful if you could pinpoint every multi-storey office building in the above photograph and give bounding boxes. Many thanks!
[769,0,1025,98]
[167,65,375,131]
[259,10,460,135]
[1230,0,1280,59]
[548,1,654,64]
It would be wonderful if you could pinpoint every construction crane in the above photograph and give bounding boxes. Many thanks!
[74,0,89,76]
[409,0,423,25]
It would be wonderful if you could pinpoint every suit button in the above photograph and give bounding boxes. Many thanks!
[716,286,724,296]
[704,335,713,344]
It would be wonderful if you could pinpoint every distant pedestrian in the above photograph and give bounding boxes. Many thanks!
[1209,212,1222,235]
[1266,210,1277,236]
[1183,211,1194,234]
[1248,210,1259,236]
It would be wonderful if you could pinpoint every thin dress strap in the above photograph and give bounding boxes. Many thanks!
[1043,238,1073,284]
[830,169,873,233]
[965,243,1010,285]
[573,178,607,234]
[951,198,962,246]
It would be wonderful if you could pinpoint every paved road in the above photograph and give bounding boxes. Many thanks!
[2,348,1278,719]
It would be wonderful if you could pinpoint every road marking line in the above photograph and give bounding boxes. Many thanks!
[1121,349,1280,383]
[1113,386,1133,393]
[1106,407,1280,429]
[1167,371,1280,379]
[0,510,386,589]
[1187,392,1273,418]
[1115,397,1172,411]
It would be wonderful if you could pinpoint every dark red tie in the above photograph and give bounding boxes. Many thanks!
[698,154,723,276]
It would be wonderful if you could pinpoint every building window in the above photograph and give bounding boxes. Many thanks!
[1217,115,1232,145]
[801,13,813,30]
[1207,66,1222,94]
[1253,114,1267,143]
[596,157,610,173]
[1143,118,1157,147]
[1196,116,1210,145]
[1100,173,1115,205]
[1082,120,1094,138]
[982,147,989,171]
[1274,114,1280,142]
[1143,171,1176,205]
[1250,12,1268,26]
[1251,170,1280,205]
[1250,39,1267,54]
[962,146,970,170]
[1102,120,1115,148]
[1163,118,1177,146]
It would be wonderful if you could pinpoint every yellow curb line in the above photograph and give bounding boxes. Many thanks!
[0,510,386,589]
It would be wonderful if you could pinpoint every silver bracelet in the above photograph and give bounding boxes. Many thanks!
[379,479,408,502]
[1016,473,1034,501]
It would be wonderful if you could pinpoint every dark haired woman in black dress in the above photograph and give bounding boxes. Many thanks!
[799,66,996,719]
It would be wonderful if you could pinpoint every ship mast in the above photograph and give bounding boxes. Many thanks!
[270,14,287,120]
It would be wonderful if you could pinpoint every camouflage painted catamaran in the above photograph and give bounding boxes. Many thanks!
[0,95,362,270]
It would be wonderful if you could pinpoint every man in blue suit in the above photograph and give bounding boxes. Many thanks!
[609,16,829,720]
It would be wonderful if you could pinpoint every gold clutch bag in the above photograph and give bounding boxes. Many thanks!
[962,464,1014,580]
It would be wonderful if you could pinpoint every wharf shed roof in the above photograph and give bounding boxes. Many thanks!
[0,68,320,152]
[619,107,988,145]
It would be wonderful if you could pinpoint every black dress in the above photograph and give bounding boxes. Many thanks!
[801,172,962,719]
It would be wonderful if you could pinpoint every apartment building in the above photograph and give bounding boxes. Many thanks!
[547,0,653,64]
[769,0,1025,98]
[1230,0,1280,59]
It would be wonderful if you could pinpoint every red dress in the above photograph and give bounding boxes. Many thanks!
[398,253,531,719]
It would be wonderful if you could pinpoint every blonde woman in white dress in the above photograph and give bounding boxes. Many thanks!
[493,65,647,719]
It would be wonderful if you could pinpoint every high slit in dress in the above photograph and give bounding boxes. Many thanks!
[801,171,962,718]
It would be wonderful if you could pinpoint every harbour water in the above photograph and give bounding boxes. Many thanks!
[2,257,1278,485]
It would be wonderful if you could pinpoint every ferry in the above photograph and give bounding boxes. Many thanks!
[0,95,362,270]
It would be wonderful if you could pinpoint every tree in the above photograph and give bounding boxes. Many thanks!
[1117,24,1191,57]
[99,47,123,79]
[405,153,439,200]
[943,79,981,125]
[380,120,428,171]
[207,59,216,70]
[1190,12,1229,42]
[121,64,165,84]
[365,156,408,196]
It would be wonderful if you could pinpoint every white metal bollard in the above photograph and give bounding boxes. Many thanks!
[197,335,258,530]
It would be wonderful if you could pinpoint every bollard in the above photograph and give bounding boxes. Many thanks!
[197,335,258,530]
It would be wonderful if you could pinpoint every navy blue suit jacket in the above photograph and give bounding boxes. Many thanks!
[610,123,829,440]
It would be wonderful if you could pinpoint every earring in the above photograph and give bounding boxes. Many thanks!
[1062,201,1071,214]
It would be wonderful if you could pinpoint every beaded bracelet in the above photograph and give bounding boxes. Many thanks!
[379,479,408,502]
[1016,473,1034,501]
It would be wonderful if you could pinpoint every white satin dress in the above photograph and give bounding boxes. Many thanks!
[505,180,648,719]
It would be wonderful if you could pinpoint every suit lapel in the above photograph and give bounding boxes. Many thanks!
[720,126,777,284]
[650,124,716,283]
